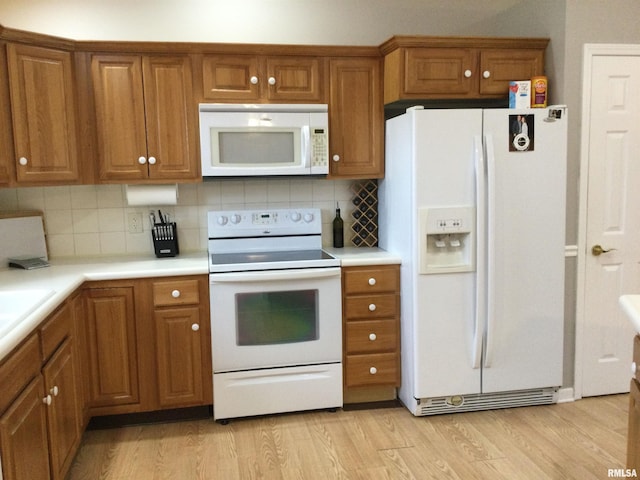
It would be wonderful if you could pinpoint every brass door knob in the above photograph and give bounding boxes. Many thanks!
[592,244,614,256]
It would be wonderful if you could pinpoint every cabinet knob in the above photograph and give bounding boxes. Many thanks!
[369,366,377,375]
[43,394,52,406]
[138,156,147,165]
[192,323,200,332]
[464,69,472,78]
[268,76,276,86]
[368,277,377,286]
[633,362,638,376]
[483,70,491,79]
[50,385,59,397]
[368,303,376,312]
[332,154,340,162]
[148,156,157,165]
[171,289,181,298]
[250,76,259,85]
[369,333,377,341]
[18,156,28,166]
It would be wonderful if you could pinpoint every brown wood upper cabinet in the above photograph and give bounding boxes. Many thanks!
[328,57,384,179]
[381,36,548,102]
[6,43,80,184]
[202,54,323,103]
[90,54,198,183]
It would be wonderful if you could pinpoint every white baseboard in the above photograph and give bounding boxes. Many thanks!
[557,387,575,403]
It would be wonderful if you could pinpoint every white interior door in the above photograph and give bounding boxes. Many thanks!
[578,45,640,397]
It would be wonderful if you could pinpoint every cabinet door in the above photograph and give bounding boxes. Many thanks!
[154,307,205,407]
[91,54,148,181]
[329,57,384,179]
[7,43,79,183]
[266,56,323,102]
[142,56,199,180]
[202,54,261,101]
[404,47,476,96]
[0,376,50,480]
[84,286,140,407]
[42,339,82,480]
[479,49,545,96]
[0,41,13,185]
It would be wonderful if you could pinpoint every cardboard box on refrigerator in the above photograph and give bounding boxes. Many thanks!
[509,81,531,108]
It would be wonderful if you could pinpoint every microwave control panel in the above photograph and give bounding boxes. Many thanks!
[311,128,328,167]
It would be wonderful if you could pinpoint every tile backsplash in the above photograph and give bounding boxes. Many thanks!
[0,179,357,258]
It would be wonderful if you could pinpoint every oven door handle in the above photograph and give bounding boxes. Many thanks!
[210,267,341,283]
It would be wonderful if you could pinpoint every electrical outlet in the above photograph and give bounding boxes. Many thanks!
[128,212,143,234]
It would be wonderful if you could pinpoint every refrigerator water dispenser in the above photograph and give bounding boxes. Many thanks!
[418,206,475,274]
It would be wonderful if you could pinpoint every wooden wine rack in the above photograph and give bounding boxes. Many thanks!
[349,180,378,247]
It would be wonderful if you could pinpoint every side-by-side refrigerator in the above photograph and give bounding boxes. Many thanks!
[379,106,567,415]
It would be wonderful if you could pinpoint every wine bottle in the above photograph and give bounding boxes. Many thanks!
[333,202,344,248]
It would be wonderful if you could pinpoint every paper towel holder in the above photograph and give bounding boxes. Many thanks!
[126,184,178,206]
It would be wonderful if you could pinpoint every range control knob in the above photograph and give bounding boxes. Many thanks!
[217,216,228,226]
[290,212,302,222]
[230,214,241,224]
[303,213,314,223]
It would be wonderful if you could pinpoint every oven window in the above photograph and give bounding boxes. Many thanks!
[235,290,318,345]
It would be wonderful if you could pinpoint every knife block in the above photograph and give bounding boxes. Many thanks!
[151,222,179,257]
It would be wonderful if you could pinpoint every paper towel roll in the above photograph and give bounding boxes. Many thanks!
[126,184,178,206]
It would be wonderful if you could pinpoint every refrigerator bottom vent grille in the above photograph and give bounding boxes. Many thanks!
[413,388,559,416]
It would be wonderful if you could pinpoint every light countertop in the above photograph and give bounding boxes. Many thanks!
[0,248,399,361]
[620,295,640,333]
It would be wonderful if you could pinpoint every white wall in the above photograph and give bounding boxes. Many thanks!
[0,0,526,44]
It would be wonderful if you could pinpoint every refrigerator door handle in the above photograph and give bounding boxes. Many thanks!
[484,134,497,368]
[472,134,486,369]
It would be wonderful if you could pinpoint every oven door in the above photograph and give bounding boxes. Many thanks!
[209,267,341,372]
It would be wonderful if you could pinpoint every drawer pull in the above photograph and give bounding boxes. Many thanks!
[368,277,376,286]
[171,289,181,298]
[368,304,376,312]
[43,394,52,406]
[50,386,59,397]
[369,333,377,341]
[369,367,377,375]
[191,323,200,332]
[633,362,638,376]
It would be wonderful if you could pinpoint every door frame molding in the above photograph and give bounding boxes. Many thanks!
[575,43,640,400]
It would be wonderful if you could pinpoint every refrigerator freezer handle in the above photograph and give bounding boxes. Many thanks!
[472,134,486,369]
[484,134,497,368]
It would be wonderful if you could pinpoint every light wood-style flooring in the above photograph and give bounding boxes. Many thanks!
[68,394,628,479]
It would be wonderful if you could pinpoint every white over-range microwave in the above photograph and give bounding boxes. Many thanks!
[199,103,329,177]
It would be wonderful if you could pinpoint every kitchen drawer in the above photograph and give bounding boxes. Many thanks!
[345,320,397,354]
[153,279,200,307]
[345,353,399,387]
[344,294,398,319]
[343,265,399,295]
[0,334,41,414]
[40,302,72,361]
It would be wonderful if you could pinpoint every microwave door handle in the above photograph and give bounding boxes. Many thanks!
[301,125,311,169]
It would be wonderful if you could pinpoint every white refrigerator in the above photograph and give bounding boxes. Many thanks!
[379,106,567,415]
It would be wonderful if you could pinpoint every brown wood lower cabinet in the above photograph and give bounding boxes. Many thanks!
[628,334,640,469]
[84,285,140,410]
[342,264,400,398]
[82,275,212,415]
[0,375,51,480]
[0,299,83,480]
